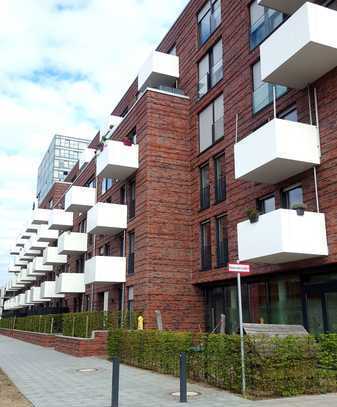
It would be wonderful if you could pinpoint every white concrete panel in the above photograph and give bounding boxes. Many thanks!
[84,256,126,285]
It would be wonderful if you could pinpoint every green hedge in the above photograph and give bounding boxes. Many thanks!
[108,330,337,398]
[0,311,137,338]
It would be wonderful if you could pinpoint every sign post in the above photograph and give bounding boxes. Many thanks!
[228,263,250,397]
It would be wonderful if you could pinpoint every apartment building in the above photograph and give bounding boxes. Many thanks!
[37,135,90,204]
[4,0,337,334]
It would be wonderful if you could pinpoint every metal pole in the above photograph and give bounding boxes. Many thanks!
[313,166,320,213]
[237,273,246,396]
[179,352,187,403]
[111,357,120,407]
[272,85,277,118]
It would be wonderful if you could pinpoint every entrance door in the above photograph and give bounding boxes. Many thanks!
[305,282,337,333]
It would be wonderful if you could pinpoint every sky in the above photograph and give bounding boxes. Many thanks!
[0,0,189,286]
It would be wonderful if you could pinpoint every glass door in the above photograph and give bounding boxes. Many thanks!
[306,289,325,334]
[325,292,337,332]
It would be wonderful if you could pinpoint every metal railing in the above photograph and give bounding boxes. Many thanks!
[253,83,287,114]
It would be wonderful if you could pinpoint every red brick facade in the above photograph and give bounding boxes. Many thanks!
[9,0,337,333]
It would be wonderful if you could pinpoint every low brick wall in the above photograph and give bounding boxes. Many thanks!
[0,328,108,357]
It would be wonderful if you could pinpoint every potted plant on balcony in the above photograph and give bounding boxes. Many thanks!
[246,208,260,224]
[123,136,132,146]
[292,202,307,216]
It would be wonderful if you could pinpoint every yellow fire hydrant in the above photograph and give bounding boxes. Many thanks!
[137,315,144,330]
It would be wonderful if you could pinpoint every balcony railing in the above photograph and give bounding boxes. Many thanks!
[253,82,287,114]
[250,9,284,49]
[200,185,210,210]
[213,116,224,141]
[128,253,135,275]
[215,175,226,203]
[217,239,228,268]
[199,10,221,46]
[201,245,212,271]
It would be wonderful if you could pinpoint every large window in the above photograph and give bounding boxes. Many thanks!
[200,164,210,210]
[101,178,113,195]
[250,0,284,49]
[198,0,221,46]
[282,185,303,209]
[128,181,136,219]
[216,215,228,268]
[214,153,226,203]
[201,221,212,271]
[128,232,135,275]
[198,40,223,98]
[258,194,275,214]
[199,94,224,152]
[252,61,287,114]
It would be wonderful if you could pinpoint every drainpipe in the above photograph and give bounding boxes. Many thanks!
[313,87,321,213]
[121,183,127,323]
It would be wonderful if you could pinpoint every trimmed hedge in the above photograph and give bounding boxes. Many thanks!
[108,330,337,398]
[0,311,136,338]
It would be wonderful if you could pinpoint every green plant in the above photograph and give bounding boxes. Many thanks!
[291,202,307,216]
[246,208,259,223]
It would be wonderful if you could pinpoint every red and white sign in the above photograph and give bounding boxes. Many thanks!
[228,263,251,273]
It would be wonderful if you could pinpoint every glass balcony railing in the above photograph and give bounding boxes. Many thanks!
[253,83,287,114]
[250,10,284,49]
[198,61,223,99]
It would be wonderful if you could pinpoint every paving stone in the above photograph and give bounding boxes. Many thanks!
[0,335,337,407]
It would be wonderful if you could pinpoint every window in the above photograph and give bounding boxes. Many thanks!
[214,153,226,203]
[282,185,303,209]
[79,218,87,233]
[200,164,210,210]
[279,105,298,122]
[121,106,129,118]
[120,185,126,204]
[250,0,284,49]
[168,45,177,55]
[258,195,275,214]
[198,0,221,46]
[119,235,125,257]
[128,128,137,145]
[216,215,228,268]
[326,0,337,10]
[128,232,135,275]
[252,61,287,114]
[101,178,113,194]
[76,255,85,274]
[128,181,136,219]
[85,178,96,189]
[199,94,224,152]
[198,40,223,98]
[201,221,212,271]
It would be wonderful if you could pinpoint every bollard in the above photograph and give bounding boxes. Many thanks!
[111,357,120,407]
[179,352,187,403]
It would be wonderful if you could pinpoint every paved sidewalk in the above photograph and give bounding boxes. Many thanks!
[1,335,337,407]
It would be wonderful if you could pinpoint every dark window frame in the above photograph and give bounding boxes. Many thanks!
[216,215,228,268]
[214,152,226,203]
[200,163,210,210]
[198,38,223,99]
[201,220,212,271]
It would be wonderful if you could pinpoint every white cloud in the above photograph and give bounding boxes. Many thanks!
[0,0,189,285]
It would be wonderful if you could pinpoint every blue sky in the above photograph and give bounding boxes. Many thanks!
[0,0,189,286]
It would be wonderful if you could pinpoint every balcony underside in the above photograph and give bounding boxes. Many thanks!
[258,0,318,14]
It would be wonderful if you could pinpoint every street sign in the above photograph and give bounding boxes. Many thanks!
[228,263,251,273]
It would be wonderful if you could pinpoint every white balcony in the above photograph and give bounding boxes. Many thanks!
[26,223,39,233]
[100,115,123,141]
[10,246,21,255]
[31,208,51,225]
[138,51,180,91]
[87,203,127,235]
[43,247,67,266]
[57,232,88,255]
[40,281,65,299]
[79,147,96,168]
[18,293,27,307]
[48,209,73,231]
[19,270,36,283]
[0,288,6,298]
[16,238,26,248]
[37,225,59,243]
[258,0,319,15]
[23,242,41,257]
[65,186,96,213]
[237,209,328,264]
[30,287,50,303]
[11,276,25,289]
[14,258,28,267]
[28,259,50,276]
[96,140,139,181]
[21,231,36,240]
[261,3,337,89]
[29,236,49,251]
[84,256,126,285]
[234,119,320,184]
[8,265,21,273]
[25,290,33,306]
[55,273,85,294]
